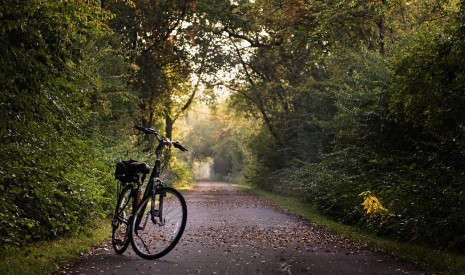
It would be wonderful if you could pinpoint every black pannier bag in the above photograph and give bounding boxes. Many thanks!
[115,159,151,183]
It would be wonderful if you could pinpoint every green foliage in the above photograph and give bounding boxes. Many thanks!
[384,3,465,250]
[182,105,250,181]
[104,0,217,141]
[0,0,135,250]
[391,4,465,141]
[0,221,111,274]
[219,0,465,253]
[164,157,195,189]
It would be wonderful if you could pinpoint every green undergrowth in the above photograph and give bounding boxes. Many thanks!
[176,184,196,191]
[0,220,111,275]
[238,184,465,274]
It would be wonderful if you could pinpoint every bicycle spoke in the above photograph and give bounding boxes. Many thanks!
[134,229,151,254]
[112,185,133,254]
[131,187,187,259]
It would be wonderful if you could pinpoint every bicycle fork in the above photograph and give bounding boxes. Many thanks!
[134,183,165,232]
[152,190,165,226]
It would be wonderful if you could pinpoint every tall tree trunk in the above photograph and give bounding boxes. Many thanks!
[377,17,386,56]
[377,0,388,56]
[165,114,173,140]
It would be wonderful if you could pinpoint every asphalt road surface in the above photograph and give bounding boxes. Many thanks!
[62,181,426,274]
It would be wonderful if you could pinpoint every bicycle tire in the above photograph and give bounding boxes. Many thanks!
[130,186,187,259]
[111,185,133,254]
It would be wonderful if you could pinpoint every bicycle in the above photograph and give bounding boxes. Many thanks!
[111,125,188,260]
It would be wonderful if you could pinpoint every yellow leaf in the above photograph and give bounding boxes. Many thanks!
[361,193,387,217]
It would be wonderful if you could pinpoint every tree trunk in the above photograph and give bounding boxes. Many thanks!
[377,17,386,56]
[165,114,173,140]
[377,0,388,56]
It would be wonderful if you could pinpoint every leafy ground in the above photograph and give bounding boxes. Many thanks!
[63,181,426,274]
[243,185,465,274]
[2,181,463,274]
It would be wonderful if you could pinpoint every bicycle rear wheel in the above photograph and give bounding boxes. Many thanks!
[112,185,133,254]
[131,186,187,259]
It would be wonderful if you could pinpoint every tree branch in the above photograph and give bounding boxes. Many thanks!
[231,40,281,142]
[141,0,188,55]
[222,27,282,48]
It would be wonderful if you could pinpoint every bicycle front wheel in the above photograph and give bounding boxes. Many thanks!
[130,186,187,259]
[112,185,133,254]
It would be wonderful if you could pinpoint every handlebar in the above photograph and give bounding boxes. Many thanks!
[173,141,188,152]
[134,125,158,135]
[134,126,188,152]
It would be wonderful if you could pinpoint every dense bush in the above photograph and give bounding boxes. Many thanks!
[0,0,133,249]
[165,157,195,188]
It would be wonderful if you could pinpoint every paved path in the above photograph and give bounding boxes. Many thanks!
[63,181,426,274]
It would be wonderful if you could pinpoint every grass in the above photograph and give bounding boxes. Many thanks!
[176,184,195,191]
[0,220,111,275]
[239,184,465,274]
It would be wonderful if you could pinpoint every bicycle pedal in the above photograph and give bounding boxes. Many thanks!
[113,239,124,245]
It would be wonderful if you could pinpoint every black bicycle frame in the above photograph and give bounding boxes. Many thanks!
[134,139,167,229]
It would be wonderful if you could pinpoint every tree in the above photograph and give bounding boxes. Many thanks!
[182,103,252,181]
[198,0,465,251]
[104,0,219,141]
[0,0,131,248]
[386,1,465,249]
